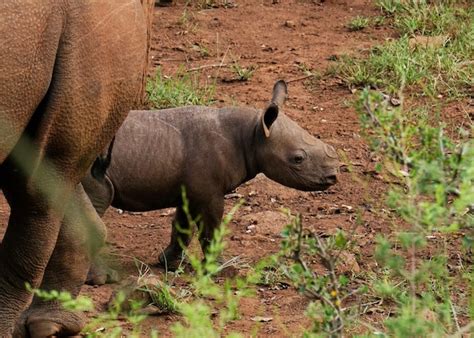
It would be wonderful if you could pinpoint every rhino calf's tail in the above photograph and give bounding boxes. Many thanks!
[91,137,116,180]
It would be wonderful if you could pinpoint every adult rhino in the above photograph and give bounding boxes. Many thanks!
[0,0,153,336]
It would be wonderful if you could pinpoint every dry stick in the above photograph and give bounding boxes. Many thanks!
[216,46,230,78]
[187,43,231,74]
[449,298,461,333]
[287,74,316,83]
[449,321,474,338]
[186,63,228,72]
[342,299,383,314]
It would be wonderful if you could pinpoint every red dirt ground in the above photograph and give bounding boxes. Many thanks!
[0,0,470,336]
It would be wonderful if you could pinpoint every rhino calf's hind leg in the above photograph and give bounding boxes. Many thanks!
[82,173,118,285]
[159,205,194,270]
[86,252,120,286]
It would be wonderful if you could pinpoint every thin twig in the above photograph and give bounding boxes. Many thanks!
[287,74,316,83]
[449,299,461,333]
[342,298,383,313]
[186,63,228,72]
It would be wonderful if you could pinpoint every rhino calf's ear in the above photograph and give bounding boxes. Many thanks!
[262,103,279,137]
[271,80,288,107]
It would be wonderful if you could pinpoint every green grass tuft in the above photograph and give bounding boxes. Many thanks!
[347,16,370,31]
[336,2,473,98]
[146,67,216,109]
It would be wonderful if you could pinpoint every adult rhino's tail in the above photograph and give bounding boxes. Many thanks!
[91,137,115,180]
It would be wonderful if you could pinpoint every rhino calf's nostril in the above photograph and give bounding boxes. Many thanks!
[325,175,337,185]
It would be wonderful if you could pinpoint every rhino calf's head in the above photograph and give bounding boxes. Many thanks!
[255,80,339,191]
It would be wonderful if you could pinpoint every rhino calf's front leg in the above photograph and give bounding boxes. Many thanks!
[159,197,225,270]
[197,198,225,266]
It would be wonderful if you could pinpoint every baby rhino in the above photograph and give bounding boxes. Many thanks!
[83,80,339,271]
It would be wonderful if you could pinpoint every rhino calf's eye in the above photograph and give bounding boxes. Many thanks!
[294,155,304,164]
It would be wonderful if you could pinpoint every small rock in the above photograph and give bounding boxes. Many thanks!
[225,193,244,199]
[390,97,401,106]
[341,204,354,213]
[261,45,275,52]
[251,316,273,322]
[284,20,296,28]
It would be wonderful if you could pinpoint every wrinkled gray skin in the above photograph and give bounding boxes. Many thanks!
[83,81,339,274]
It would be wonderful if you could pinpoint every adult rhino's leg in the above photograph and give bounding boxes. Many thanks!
[13,184,105,337]
[0,2,66,334]
[0,164,73,336]
[159,205,195,270]
[7,0,149,335]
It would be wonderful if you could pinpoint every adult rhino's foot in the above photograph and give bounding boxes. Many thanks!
[13,308,84,338]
